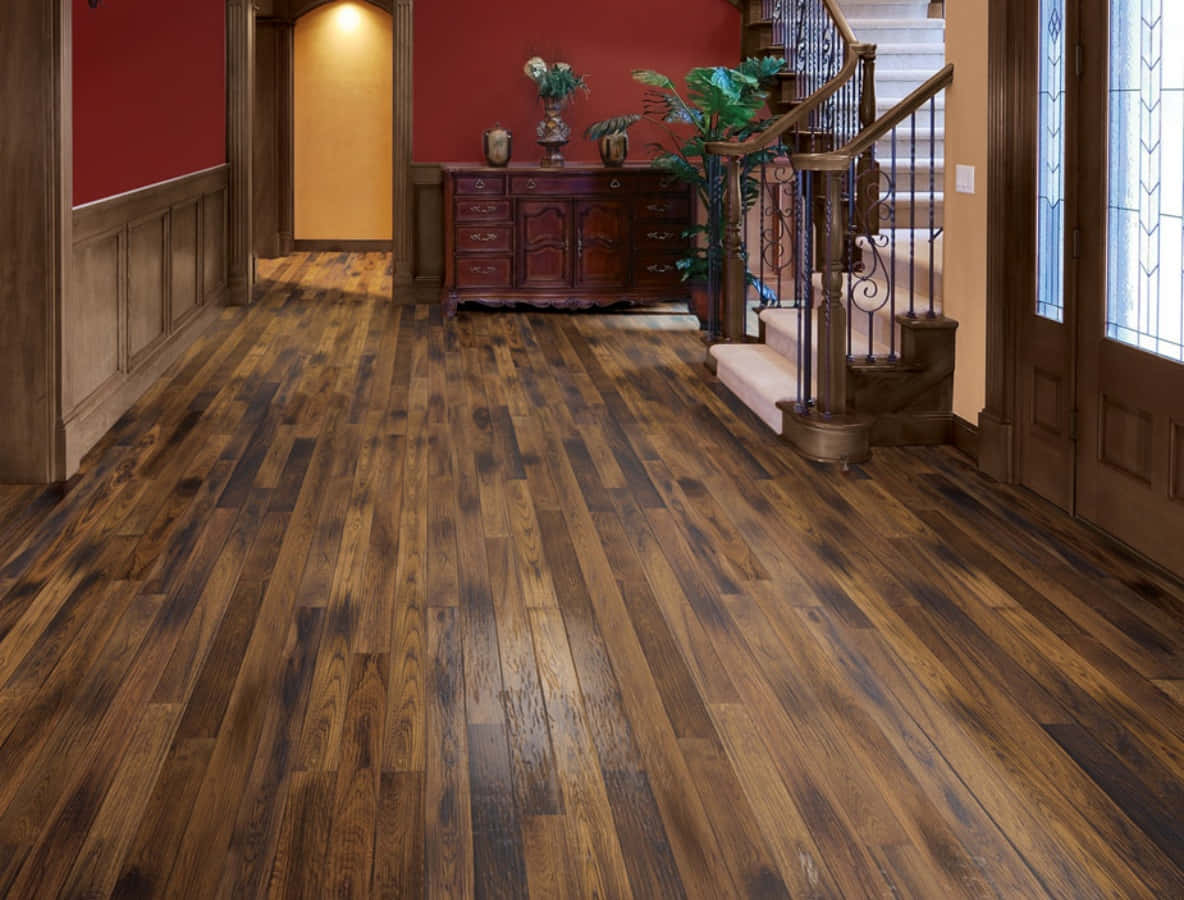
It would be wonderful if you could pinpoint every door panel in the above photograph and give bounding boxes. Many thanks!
[1019,0,1077,511]
[1076,0,1184,575]
[518,200,570,289]
[575,199,629,289]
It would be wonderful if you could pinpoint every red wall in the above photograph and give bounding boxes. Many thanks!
[73,0,226,206]
[413,0,741,163]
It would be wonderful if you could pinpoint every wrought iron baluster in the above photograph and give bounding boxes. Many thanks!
[909,111,917,318]
[890,127,898,360]
[928,95,937,318]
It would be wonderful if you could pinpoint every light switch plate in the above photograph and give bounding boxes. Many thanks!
[955,164,976,195]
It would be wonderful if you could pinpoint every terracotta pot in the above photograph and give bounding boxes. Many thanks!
[483,125,512,167]
[598,133,629,168]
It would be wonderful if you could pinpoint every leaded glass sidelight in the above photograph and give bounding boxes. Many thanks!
[1037,0,1067,322]
[1107,0,1184,363]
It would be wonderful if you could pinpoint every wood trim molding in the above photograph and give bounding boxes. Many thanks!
[294,239,393,252]
[411,162,443,303]
[227,0,255,305]
[0,0,71,482]
[953,414,980,462]
[979,0,1023,483]
[75,166,230,241]
[392,0,414,295]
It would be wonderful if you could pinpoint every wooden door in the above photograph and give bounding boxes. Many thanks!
[518,199,570,289]
[574,199,629,289]
[1018,0,1079,512]
[1073,0,1184,575]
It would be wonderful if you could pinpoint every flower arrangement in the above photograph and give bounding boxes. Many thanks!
[523,57,589,101]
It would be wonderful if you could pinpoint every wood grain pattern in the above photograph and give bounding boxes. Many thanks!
[0,252,1180,897]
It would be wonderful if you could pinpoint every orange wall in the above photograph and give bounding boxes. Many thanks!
[942,2,989,423]
[294,1,392,240]
[413,0,741,164]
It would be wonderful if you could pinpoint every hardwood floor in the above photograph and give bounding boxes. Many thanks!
[0,251,1182,898]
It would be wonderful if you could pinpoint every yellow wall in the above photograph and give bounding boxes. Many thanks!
[942,1,989,423]
[294,1,392,241]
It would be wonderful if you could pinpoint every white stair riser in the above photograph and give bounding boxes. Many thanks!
[873,48,947,69]
[849,21,945,44]
[842,1,935,19]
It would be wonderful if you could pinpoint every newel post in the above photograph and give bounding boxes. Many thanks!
[722,155,747,342]
[817,168,848,415]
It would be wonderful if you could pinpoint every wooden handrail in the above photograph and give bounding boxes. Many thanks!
[792,63,954,170]
[704,42,874,158]
[707,0,875,159]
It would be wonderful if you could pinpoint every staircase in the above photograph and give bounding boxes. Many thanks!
[710,0,955,464]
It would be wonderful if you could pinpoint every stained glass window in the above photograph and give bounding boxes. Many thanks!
[1107,0,1184,362]
[1037,0,1067,322]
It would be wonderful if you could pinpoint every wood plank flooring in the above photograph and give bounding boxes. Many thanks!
[1,251,1182,898]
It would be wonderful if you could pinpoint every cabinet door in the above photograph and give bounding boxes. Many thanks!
[574,199,629,289]
[518,200,570,289]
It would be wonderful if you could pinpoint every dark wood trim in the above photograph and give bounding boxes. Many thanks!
[294,239,394,252]
[0,0,70,483]
[412,162,443,302]
[227,0,255,305]
[953,414,980,461]
[979,0,1026,483]
[392,0,414,295]
[75,166,230,242]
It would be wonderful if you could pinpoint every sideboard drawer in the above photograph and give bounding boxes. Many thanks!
[638,173,684,193]
[639,225,688,249]
[455,198,511,222]
[455,256,512,289]
[636,254,683,288]
[456,225,512,254]
[455,174,506,196]
[511,174,634,196]
[639,194,691,221]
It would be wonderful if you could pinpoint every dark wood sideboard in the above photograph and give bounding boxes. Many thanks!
[441,164,694,316]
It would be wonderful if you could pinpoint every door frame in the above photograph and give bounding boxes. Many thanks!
[256,0,415,300]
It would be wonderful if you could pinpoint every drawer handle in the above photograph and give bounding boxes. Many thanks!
[468,232,499,242]
[647,231,676,241]
[527,179,537,190]
[475,178,486,190]
[647,202,671,213]
[646,264,675,274]
[610,178,622,190]
[470,265,497,275]
[468,203,498,214]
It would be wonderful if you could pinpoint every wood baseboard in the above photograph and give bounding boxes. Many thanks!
[293,239,393,252]
[953,414,980,462]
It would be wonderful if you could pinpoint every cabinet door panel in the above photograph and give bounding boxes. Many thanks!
[518,200,570,288]
[575,199,629,289]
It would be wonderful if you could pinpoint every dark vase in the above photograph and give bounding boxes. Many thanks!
[483,125,512,167]
[537,95,571,168]
[598,133,629,168]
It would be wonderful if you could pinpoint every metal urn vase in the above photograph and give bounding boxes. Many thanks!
[536,96,571,169]
[483,124,512,167]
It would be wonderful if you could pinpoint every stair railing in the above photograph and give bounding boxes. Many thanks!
[706,1,952,427]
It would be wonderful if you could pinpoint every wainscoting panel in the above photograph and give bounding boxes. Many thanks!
[65,230,122,415]
[171,199,201,329]
[127,212,169,369]
[66,165,229,475]
[412,162,443,302]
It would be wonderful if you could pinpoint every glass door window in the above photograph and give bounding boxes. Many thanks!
[1107,0,1184,362]
[1037,0,1067,322]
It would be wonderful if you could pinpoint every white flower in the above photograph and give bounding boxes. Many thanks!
[524,57,547,81]
[556,62,572,72]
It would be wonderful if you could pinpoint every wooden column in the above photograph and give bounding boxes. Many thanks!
[818,168,849,416]
[392,0,415,298]
[0,0,70,482]
[722,156,747,341]
[227,0,256,305]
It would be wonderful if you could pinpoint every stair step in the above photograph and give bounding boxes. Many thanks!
[875,157,945,192]
[841,0,936,19]
[710,343,800,433]
[847,18,945,44]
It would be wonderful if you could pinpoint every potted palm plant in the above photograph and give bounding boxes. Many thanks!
[587,58,786,324]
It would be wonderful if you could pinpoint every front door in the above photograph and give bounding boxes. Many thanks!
[1074,0,1184,574]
